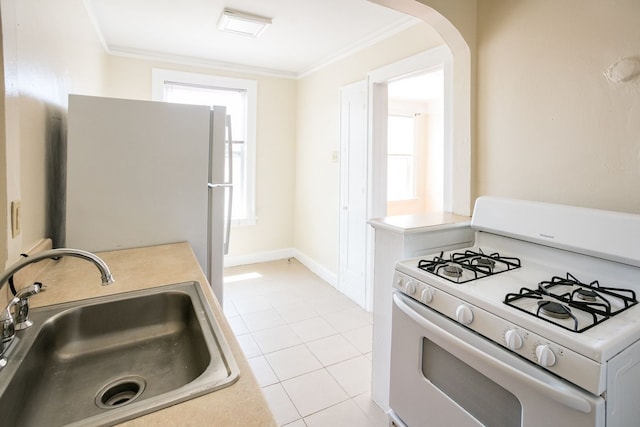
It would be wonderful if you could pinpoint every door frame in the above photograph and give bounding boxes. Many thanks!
[364,45,453,310]
[367,45,453,219]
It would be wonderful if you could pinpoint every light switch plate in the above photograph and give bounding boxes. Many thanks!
[11,200,21,238]
[331,150,339,163]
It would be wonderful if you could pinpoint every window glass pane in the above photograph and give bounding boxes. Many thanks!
[388,116,415,154]
[388,115,416,200]
[388,156,414,201]
[230,146,245,220]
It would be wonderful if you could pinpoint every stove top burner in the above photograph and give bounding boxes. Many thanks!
[576,288,598,302]
[417,249,521,284]
[473,257,496,271]
[442,264,463,278]
[538,301,572,319]
[505,272,638,333]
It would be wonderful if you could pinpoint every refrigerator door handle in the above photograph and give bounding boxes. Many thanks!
[222,115,234,255]
[208,183,233,188]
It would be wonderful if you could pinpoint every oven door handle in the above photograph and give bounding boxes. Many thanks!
[393,293,593,414]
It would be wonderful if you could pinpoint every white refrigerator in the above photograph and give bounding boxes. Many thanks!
[66,94,232,304]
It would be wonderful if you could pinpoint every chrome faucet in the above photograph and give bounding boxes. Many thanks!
[0,248,115,291]
[0,248,114,369]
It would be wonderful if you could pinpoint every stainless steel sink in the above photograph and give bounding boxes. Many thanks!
[0,282,239,427]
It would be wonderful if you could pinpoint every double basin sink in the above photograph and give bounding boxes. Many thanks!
[0,282,239,426]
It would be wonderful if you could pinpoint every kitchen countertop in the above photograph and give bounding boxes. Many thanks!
[29,242,277,427]
[368,212,471,234]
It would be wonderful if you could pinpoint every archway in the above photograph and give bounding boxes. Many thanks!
[369,0,474,215]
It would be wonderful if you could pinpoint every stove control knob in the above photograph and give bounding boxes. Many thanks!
[504,329,523,350]
[455,305,473,325]
[535,344,557,367]
[420,287,434,304]
[405,281,417,295]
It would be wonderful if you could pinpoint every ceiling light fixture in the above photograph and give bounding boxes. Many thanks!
[218,9,272,38]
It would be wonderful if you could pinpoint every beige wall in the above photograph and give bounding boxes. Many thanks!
[476,0,640,214]
[295,23,444,274]
[1,0,107,269]
[105,56,298,258]
[0,6,12,271]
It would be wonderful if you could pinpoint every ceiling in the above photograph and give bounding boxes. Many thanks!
[84,0,419,78]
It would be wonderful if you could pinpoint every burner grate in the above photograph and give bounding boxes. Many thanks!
[505,287,604,333]
[417,249,521,284]
[504,273,638,333]
[452,249,521,272]
[539,273,637,317]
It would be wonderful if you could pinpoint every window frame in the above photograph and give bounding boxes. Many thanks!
[387,113,418,202]
[151,68,257,226]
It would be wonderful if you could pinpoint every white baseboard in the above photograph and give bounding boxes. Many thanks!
[223,247,338,290]
[223,248,295,268]
[292,249,338,289]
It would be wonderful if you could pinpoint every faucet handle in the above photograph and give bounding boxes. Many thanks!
[1,297,21,368]
[15,282,42,299]
[1,297,20,341]
[13,283,42,331]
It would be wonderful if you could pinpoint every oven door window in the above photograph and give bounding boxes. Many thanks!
[422,337,522,426]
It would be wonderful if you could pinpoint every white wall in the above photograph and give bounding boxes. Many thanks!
[105,56,298,260]
[0,0,108,306]
[295,23,445,277]
[476,0,640,213]
[1,0,107,264]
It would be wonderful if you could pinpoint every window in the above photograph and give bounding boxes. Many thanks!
[152,69,257,225]
[387,115,416,201]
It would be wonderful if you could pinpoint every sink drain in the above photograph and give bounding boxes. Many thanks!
[95,376,147,409]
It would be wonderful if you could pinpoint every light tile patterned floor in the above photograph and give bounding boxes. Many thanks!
[224,259,387,427]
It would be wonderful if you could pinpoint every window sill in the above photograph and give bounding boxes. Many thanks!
[231,217,257,227]
[388,197,420,203]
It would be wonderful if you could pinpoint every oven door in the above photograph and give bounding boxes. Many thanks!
[389,292,604,427]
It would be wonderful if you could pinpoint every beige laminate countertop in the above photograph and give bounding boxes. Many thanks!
[368,212,471,234]
[29,242,277,427]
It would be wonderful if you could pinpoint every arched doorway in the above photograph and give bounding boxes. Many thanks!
[364,0,474,413]
[368,0,474,216]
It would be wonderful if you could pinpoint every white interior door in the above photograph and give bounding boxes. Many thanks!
[339,81,368,308]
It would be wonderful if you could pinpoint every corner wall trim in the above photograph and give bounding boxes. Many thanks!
[292,249,338,289]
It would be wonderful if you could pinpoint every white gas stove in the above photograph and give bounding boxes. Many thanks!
[389,197,640,427]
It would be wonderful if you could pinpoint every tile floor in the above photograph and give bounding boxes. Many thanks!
[223,258,387,427]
